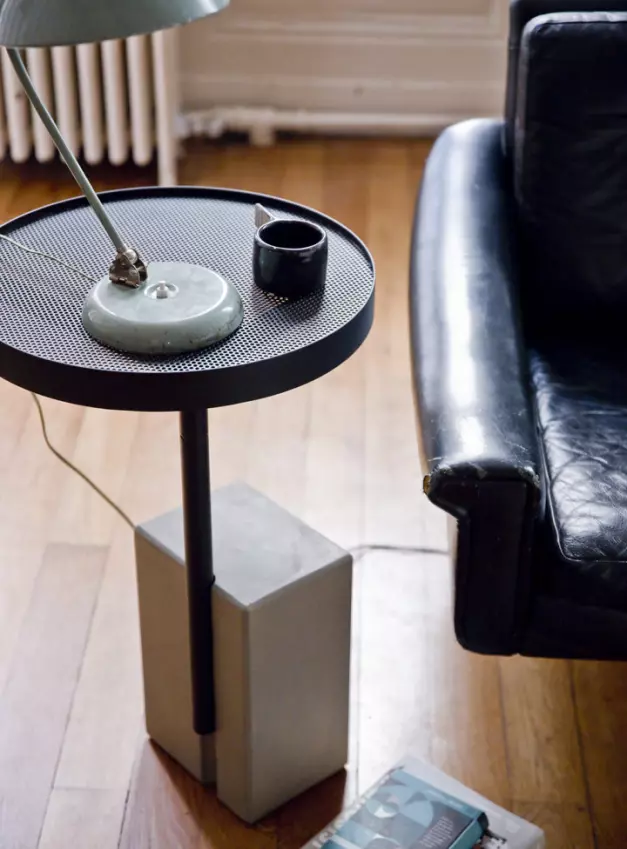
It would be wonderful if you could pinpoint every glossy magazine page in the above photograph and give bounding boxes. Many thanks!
[302,757,545,849]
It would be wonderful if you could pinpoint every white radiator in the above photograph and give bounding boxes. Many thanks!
[0,31,178,185]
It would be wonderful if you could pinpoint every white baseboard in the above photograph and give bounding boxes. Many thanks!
[176,1,507,146]
[177,104,498,145]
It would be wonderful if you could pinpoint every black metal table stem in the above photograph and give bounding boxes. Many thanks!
[180,409,215,735]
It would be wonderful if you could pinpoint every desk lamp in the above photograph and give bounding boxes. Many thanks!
[0,0,242,355]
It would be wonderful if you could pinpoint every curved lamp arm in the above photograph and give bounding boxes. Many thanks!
[7,48,147,287]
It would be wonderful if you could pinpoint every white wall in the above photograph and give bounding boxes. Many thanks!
[179,0,508,131]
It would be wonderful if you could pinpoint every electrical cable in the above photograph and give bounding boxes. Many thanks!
[31,392,135,530]
[0,233,99,285]
[30,393,450,558]
[4,234,450,560]
[351,543,448,559]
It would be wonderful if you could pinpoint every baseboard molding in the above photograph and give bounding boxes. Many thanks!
[177,105,499,145]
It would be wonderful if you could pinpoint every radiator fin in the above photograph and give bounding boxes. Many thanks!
[0,42,161,168]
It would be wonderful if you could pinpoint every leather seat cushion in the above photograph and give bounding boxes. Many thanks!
[530,342,627,611]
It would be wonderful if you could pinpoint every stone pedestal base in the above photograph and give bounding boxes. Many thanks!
[135,483,352,823]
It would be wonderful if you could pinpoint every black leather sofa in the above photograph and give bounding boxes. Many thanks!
[411,0,627,659]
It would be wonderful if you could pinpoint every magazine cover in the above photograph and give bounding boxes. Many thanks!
[303,757,545,849]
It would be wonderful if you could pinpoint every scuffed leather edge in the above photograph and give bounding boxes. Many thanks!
[411,118,542,499]
[410,119,542,654]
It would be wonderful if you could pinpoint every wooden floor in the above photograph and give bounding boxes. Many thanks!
[0,138,626,849]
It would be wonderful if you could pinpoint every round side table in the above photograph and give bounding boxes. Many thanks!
[0,187,375,735]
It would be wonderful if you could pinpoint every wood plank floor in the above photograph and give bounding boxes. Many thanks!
[0,138,626,849]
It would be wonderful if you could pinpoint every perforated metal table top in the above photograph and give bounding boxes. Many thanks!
[0,187,375,411]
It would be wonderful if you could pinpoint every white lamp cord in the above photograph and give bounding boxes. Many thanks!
[31,396,449,558]
[28,393,448,559]
[30,393,135,530]
[1,236,448,558]
[0,233,99,285]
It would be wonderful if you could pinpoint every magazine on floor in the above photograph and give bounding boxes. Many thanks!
[302,756,545,849]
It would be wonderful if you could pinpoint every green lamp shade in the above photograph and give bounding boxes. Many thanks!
[0,0,230,47]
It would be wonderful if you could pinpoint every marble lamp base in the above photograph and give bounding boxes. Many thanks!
[134,483,352,824]
[83,262,244,355]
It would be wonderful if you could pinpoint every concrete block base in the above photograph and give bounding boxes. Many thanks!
[135,483,352,823]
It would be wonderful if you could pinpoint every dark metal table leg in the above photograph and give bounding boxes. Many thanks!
[180,409,216,735]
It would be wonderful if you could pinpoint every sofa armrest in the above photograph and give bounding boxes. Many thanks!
[410,119,542,654]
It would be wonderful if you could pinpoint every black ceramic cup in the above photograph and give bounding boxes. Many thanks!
[253,218,328,298]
